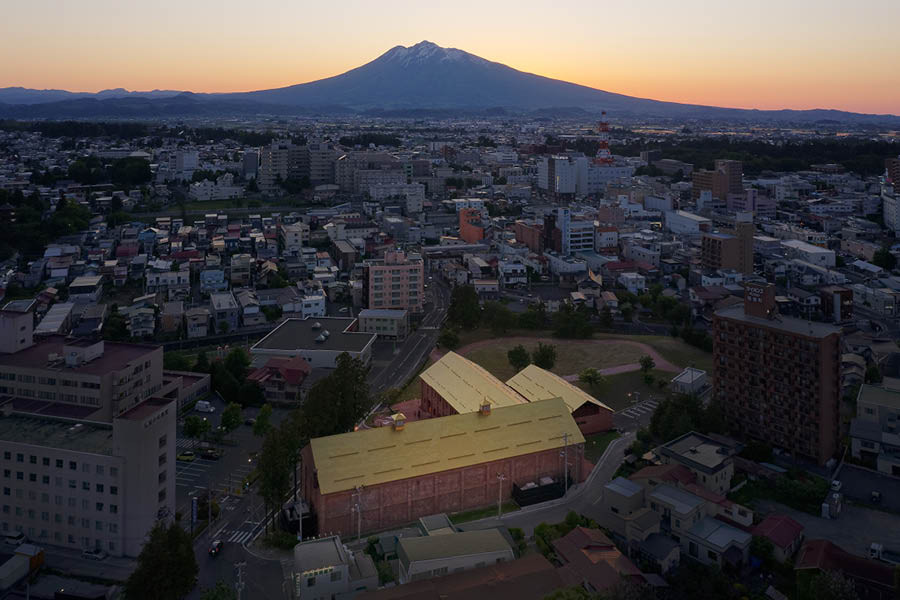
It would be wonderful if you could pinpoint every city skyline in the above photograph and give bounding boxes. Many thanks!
[2,0,899,115]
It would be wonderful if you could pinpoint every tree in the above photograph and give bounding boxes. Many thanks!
[224,347,251,382]
[124,521,198,600]
[578,367,604,390]
[200,582,236,600]
[620,303,634,323]
[532,343,557,370]
[211,363,241,405]
[254,404,273,437]
[296,353,371,442]
[865,364,882,384]
[809,570,860,600]
[553,304,593,338]
[257,424,294,534]
[221,402,242,434]
[483,301,515,335]
[218,321,230,334]
[194,350,210,373]
[639,355,656,373]
[507,345,531,372]
[600,305,613,329]
[872,247,897,271]
[239,380,266,407]
[543,586,592,600]
[750,535,775,570]
[438,328,460,349]
[183,415,211,439]
[447,285,481,329]
[163,352,191,371]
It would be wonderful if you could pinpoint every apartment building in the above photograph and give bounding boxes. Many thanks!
[850,378,900,476]
[365,250,424,313]
[357,309,409,341]
[712,282,842,464]
[701,216,754,275]
[692,160,742,202]
[279,222,310,257]
[658,432,736,496]
[229,254,253,287]
[209,292,240,333]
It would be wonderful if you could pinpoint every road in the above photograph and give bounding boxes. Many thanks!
[367,277,450,396]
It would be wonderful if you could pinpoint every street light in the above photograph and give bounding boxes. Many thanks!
[496,473,506,517]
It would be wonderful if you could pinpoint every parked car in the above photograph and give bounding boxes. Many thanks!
[244,418,256,427]
[82,549,108,561]
[4,532,26,546]
[200,448,223,460]
[195,400,215,413]
[830,480,843,492]
[209,540,223,556]
[176,451,196,462]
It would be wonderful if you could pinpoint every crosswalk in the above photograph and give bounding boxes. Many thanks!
[223,529,256,544]
[618,399,659,419]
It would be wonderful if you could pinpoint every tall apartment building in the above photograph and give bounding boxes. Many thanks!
[305,141,337,185]
[365,250,424,314]
[258,141,300,194]
[0,310,174,557]
[700,214,754,275]
[886,157,900,187]
[692,160,743,201]
[712,282,841,464]
[538,156,578,196]
[279,221,310,257]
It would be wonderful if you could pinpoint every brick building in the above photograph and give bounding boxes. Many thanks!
[300,399,585,538]
[458,207,486,244]
[712,282,842,464]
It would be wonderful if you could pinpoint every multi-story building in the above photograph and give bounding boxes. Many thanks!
[279,222,310,257]
[368,183,425,215]
[357,309,409,341]
[458,207,485,244]
[199,269,228,295]
[246,356,311,404]
[849,378,900,476]
[305,142,337,185]
[712,282,842,464]
[365,250,424,314]
[692,159,742,201]
[209,292,240,333]
[185,307,210,338]
[665,210,711,236]
[229,254,253,287]
[701,215,754,275]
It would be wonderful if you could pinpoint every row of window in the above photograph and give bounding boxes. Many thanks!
[3,503,117,519]
[1,454,118,478]
[2,472,119,494]
[2,487,118,507]
[2,521,119,548]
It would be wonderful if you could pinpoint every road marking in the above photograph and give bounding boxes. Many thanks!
[228,530,253,544]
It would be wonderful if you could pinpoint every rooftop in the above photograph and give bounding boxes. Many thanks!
[358,309,408,319]
[252,317,375,354]
[0,409,113,455]
[0,335,158,376]
[687,517,751,551]
[715,303,840,339]
[648,484,705,516]
[209,292,237,310]
[398,529,511,565]
[605,476,643,498]
[857,378,900,410]
[420,352,526,414]
[661,431,733,473]
[308,398,584,495]
[506,365,612,414]
[294,536,346,573]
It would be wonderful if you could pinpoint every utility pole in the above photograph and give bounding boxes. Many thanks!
[352,485,363,542]
[208,480,213,537]
[234,561,246,600]
[496,472,506,518]
[560,432,570,495]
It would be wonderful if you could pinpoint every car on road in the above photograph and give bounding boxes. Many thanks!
[200,448,223,460]
[82,549,108,561]
[195,400,215,413]
[830,480,843,492]
[176,451,196,462]
[244,418,256,426]
[208,540,223,556]
[4,532,26,546]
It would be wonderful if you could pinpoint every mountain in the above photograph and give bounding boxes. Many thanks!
[1,41,897,123]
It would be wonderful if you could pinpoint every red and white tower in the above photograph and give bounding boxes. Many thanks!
[593,111,614,166]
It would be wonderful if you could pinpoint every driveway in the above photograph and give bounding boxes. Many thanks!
[756,499,900,558]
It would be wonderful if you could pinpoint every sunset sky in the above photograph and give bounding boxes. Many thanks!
[3,0,899,114]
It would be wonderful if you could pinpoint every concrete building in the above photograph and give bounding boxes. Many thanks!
[67,276,103,304]
[299,398,585,538]
[665,211,711,236]
[251,317,376,368]
[279,222,311,257]
[658,432,736,496]
[357,309,409,341]
[397,529,514,584]
[692,160,742,202]
[701,216,754,275]
[458,208,485,244]
[712,282,842,465]
[209,292,240,333]
[849,378,900,476]
[780,240,836,268]
[293,535,376,600]
[185,308,210,339]
[365,250,424,314]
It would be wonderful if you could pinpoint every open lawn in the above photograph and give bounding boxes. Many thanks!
[584,431,621,463]
[576,369,674,412]
[593,333,714,372]
[464,339,649,382]
[449,502,520,524]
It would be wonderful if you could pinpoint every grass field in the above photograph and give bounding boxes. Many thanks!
[584,431,621,463]
[593,333,714,372]
[449,502,520,524]
[464,339,649,382]
[576,369,674,412]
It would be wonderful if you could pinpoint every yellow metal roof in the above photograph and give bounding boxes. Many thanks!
[505,365,613,414]
[309,398,584,495]
[419,351,527,414]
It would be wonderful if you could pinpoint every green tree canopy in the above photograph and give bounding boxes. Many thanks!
[163,352,192,371]
[221,402,242,434]
[507,344,531,372]
[183,415,211,439]
[532,343,557,370]
[447,285,481,329]
[639,355,656,373]
[124,521,198,600]
[578,367,604,390]
[482,301,515,335]
[438,328,460,350]
[296,353,371,442]
[200,581,237,600]
[253,404,273,437]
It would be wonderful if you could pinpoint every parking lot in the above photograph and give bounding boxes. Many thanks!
[837,464,900,512]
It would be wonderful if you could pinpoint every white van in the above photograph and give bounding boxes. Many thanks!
[195,400,215,413]
[4,532,26,546]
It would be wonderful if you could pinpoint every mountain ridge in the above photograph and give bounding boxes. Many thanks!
[1,41,897,122]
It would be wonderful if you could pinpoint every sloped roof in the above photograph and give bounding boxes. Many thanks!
[420,351,527,414]
[753,514,804,550]
[506,364,612,414]
[308,398,584,495]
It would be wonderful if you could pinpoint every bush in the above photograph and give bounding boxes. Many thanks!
[262,530,298,550]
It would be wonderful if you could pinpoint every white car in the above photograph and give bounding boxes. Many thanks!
[82,549,108,561]
[830,480,842,492]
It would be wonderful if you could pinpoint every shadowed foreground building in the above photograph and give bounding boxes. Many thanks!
[300,398,585,538]
[712,282,841,465]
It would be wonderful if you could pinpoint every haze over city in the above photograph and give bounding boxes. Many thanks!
[3,0,899,114]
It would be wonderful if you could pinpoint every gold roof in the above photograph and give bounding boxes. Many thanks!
[309,398,584,495]
[506,365,613,414]
[419,351,527,414]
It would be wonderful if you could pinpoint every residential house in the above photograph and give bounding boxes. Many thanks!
[199,269,228,294]
[753,514,804,563]
[159,301,183,335]
[185,307,210,339]
[849,377,900,476]
[247,356,312,404]
[230,254,253,287]
[209,292,240,333]
[552,527,651,595]
[397,529,514,584]
[294,535,377,600]
[796,540,897,600]
[236,289,265,327]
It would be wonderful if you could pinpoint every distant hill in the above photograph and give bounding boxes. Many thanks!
[1,41,897,123]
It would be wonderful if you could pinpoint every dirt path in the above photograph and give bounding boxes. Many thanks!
[430,337,681,378]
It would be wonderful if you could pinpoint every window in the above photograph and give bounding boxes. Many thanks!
[2,470,8,478]
[82,482,90,491]
[29,456,36,464]
[110,486,118,496]
[16,454,23,463]
[68,480,76,489]
[16,472,22,481]
[56,460,63,469]
[96,503,103,512]
[110,504,117,514]
[158,489,166,503]
[109,523,118,534]
[707,550,718,561]
[82,464,90,474]
[69,461,77,471]
[306,578,315,588]
[42,476,49,485]
[96,484,104,493]
[95,465,104,476]
[110,467,118,478]
[42,458,49,467]
[2,452,9,460]
[330,571,342,582]
[159,435,167,449]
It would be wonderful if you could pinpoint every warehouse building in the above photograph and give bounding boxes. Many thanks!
[300,398,586,538]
